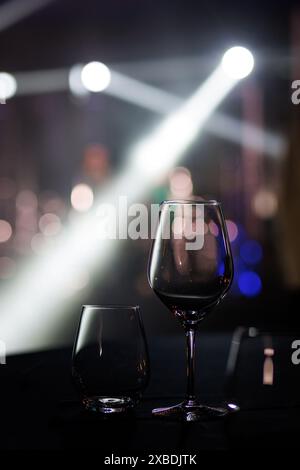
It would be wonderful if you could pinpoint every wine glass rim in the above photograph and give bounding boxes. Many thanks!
[161,199,220,206]
[82,304,140,310]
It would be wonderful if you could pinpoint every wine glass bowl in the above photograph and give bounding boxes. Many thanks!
[148,200,233,421]
[149,200,233,328]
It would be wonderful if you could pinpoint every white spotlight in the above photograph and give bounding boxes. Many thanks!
[221,46,254,80]
[81,61,111,92]
[0,72,17,101]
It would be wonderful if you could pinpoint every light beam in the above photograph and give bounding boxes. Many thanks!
[0,51,255,353]
[11,62,285,158]
[0,0,57,32]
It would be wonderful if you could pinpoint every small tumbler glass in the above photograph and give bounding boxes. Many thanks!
[72,305,150,414]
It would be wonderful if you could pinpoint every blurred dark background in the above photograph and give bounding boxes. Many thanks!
[0,0,300,353]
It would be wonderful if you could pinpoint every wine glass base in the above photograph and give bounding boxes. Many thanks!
[152,400,239,422]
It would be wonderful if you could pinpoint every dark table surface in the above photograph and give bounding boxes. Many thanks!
[0,333,299,451]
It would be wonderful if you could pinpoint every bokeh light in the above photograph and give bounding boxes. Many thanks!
[225,219,239,242]
[83,144,110,181]
[209,221,219,237]
[238,271,262,297]
[39,213,62,237]
[169,166,193,198]
[70,184,94,212]
[218,261,225,276]
[252,189,278,219]
[240,240,263,265]
[0,220,12,243]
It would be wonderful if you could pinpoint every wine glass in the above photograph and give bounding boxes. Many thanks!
[72,305,150,414]
[148,200,234,421]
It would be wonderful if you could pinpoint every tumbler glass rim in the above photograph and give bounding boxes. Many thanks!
[82,304,140,310]
[160,199,220,206]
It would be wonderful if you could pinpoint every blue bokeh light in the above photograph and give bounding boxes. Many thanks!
[238,271,262,297]
[240,240,263,265]
[218,261,225,276]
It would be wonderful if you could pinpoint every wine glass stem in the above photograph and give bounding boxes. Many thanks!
[185,328,196,402]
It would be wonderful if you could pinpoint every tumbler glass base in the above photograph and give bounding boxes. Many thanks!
[83,396,135,414]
